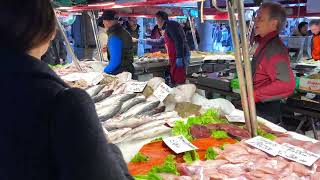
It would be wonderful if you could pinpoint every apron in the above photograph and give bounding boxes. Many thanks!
[164,32,186,85]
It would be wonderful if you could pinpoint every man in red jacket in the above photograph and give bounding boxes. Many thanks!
[253,2,295,123]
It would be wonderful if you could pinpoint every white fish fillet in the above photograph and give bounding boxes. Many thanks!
[123,125,171,142]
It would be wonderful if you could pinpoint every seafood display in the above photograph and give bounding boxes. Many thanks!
[49,67,320,180]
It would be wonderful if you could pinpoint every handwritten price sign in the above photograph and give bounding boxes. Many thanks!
[126,82,147,93]
[163,135,198,154]
[279,143,320,166]
[154,82,172,102]
[245,136,281,156]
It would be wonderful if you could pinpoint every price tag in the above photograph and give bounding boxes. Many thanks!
[153,82,172,102]
[279,143,320,167]
[245,136,281,156]
[126,82,147,93]
[163,135,198,154]
[225,110,245,123]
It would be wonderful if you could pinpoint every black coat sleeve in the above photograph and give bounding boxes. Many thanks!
[50,88,133,180]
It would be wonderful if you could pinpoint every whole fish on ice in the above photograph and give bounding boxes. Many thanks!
[120,101,160,119]
[103,115,154,130]
[122,125,171,142]
[114,120,167,143]
[92,90,113,103]
[119,96,146,114]
[85,84,105,97]
[108,128,132,142]
[95,93,136,110]
[142,106,165,116]
[97,102,122,122]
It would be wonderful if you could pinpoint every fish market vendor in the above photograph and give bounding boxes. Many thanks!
[102,10,135,75]
[252,2,295,123]
[134,11,190,86]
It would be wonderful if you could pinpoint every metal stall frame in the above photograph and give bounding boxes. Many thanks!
[54,10,83,71]
[212,0,257,136]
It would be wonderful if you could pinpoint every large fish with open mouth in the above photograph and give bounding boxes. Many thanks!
[97,102,122,122]
[85,84,105,97]
[120,101,160,119]
[119,96,146,114]
[95,93,136,110]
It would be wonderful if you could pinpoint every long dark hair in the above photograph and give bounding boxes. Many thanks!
[0,0,56,52]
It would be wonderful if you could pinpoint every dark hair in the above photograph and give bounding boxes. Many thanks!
[102,10,118,21]
[260,2,287,31]
[298,22,308,31]
[97,17,104,28]
[155,11,169,21]
[0,0,56,52]
[309,19,320,27]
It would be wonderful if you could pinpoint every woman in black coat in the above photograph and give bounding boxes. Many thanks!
[0,1,132,180]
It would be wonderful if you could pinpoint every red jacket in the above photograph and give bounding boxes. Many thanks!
[253,31,295,103]
[311,33,320,60]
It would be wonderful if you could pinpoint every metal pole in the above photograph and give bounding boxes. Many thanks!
[54,10,83,71]
[227,0,252,136]
[188,16,199,51]
[88,11,104,62]
[237,0,257,137]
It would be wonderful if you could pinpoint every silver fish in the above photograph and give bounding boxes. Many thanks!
[85,85,105,97]
[142,106,165,116]
[123,125,171,142]
[103,115,154,130]
[108,128,132,142]
[115,120,167,143]
[95,93,136,110]
[119,96,146,114]
[153,111,179,120]
[97,102,122,122]
[92,90,113,103]
[120,101,160,119]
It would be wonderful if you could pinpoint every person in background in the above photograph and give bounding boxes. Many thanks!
[150,24,165,52]
[125,17,140,55]
[253,2,295,123]
[94,17,108,61]
[41,28,67,65]
[184,19,200,51]
[310,19,320,60]
[292,21,308,36]
[102,10,135,75]
[220,24,229,52]
[136,11,190,85]
[0,1,133,180]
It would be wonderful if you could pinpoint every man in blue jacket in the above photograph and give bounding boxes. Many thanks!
[102,10,135,75]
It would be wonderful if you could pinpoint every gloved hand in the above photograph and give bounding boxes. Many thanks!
[176,58,184,68]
